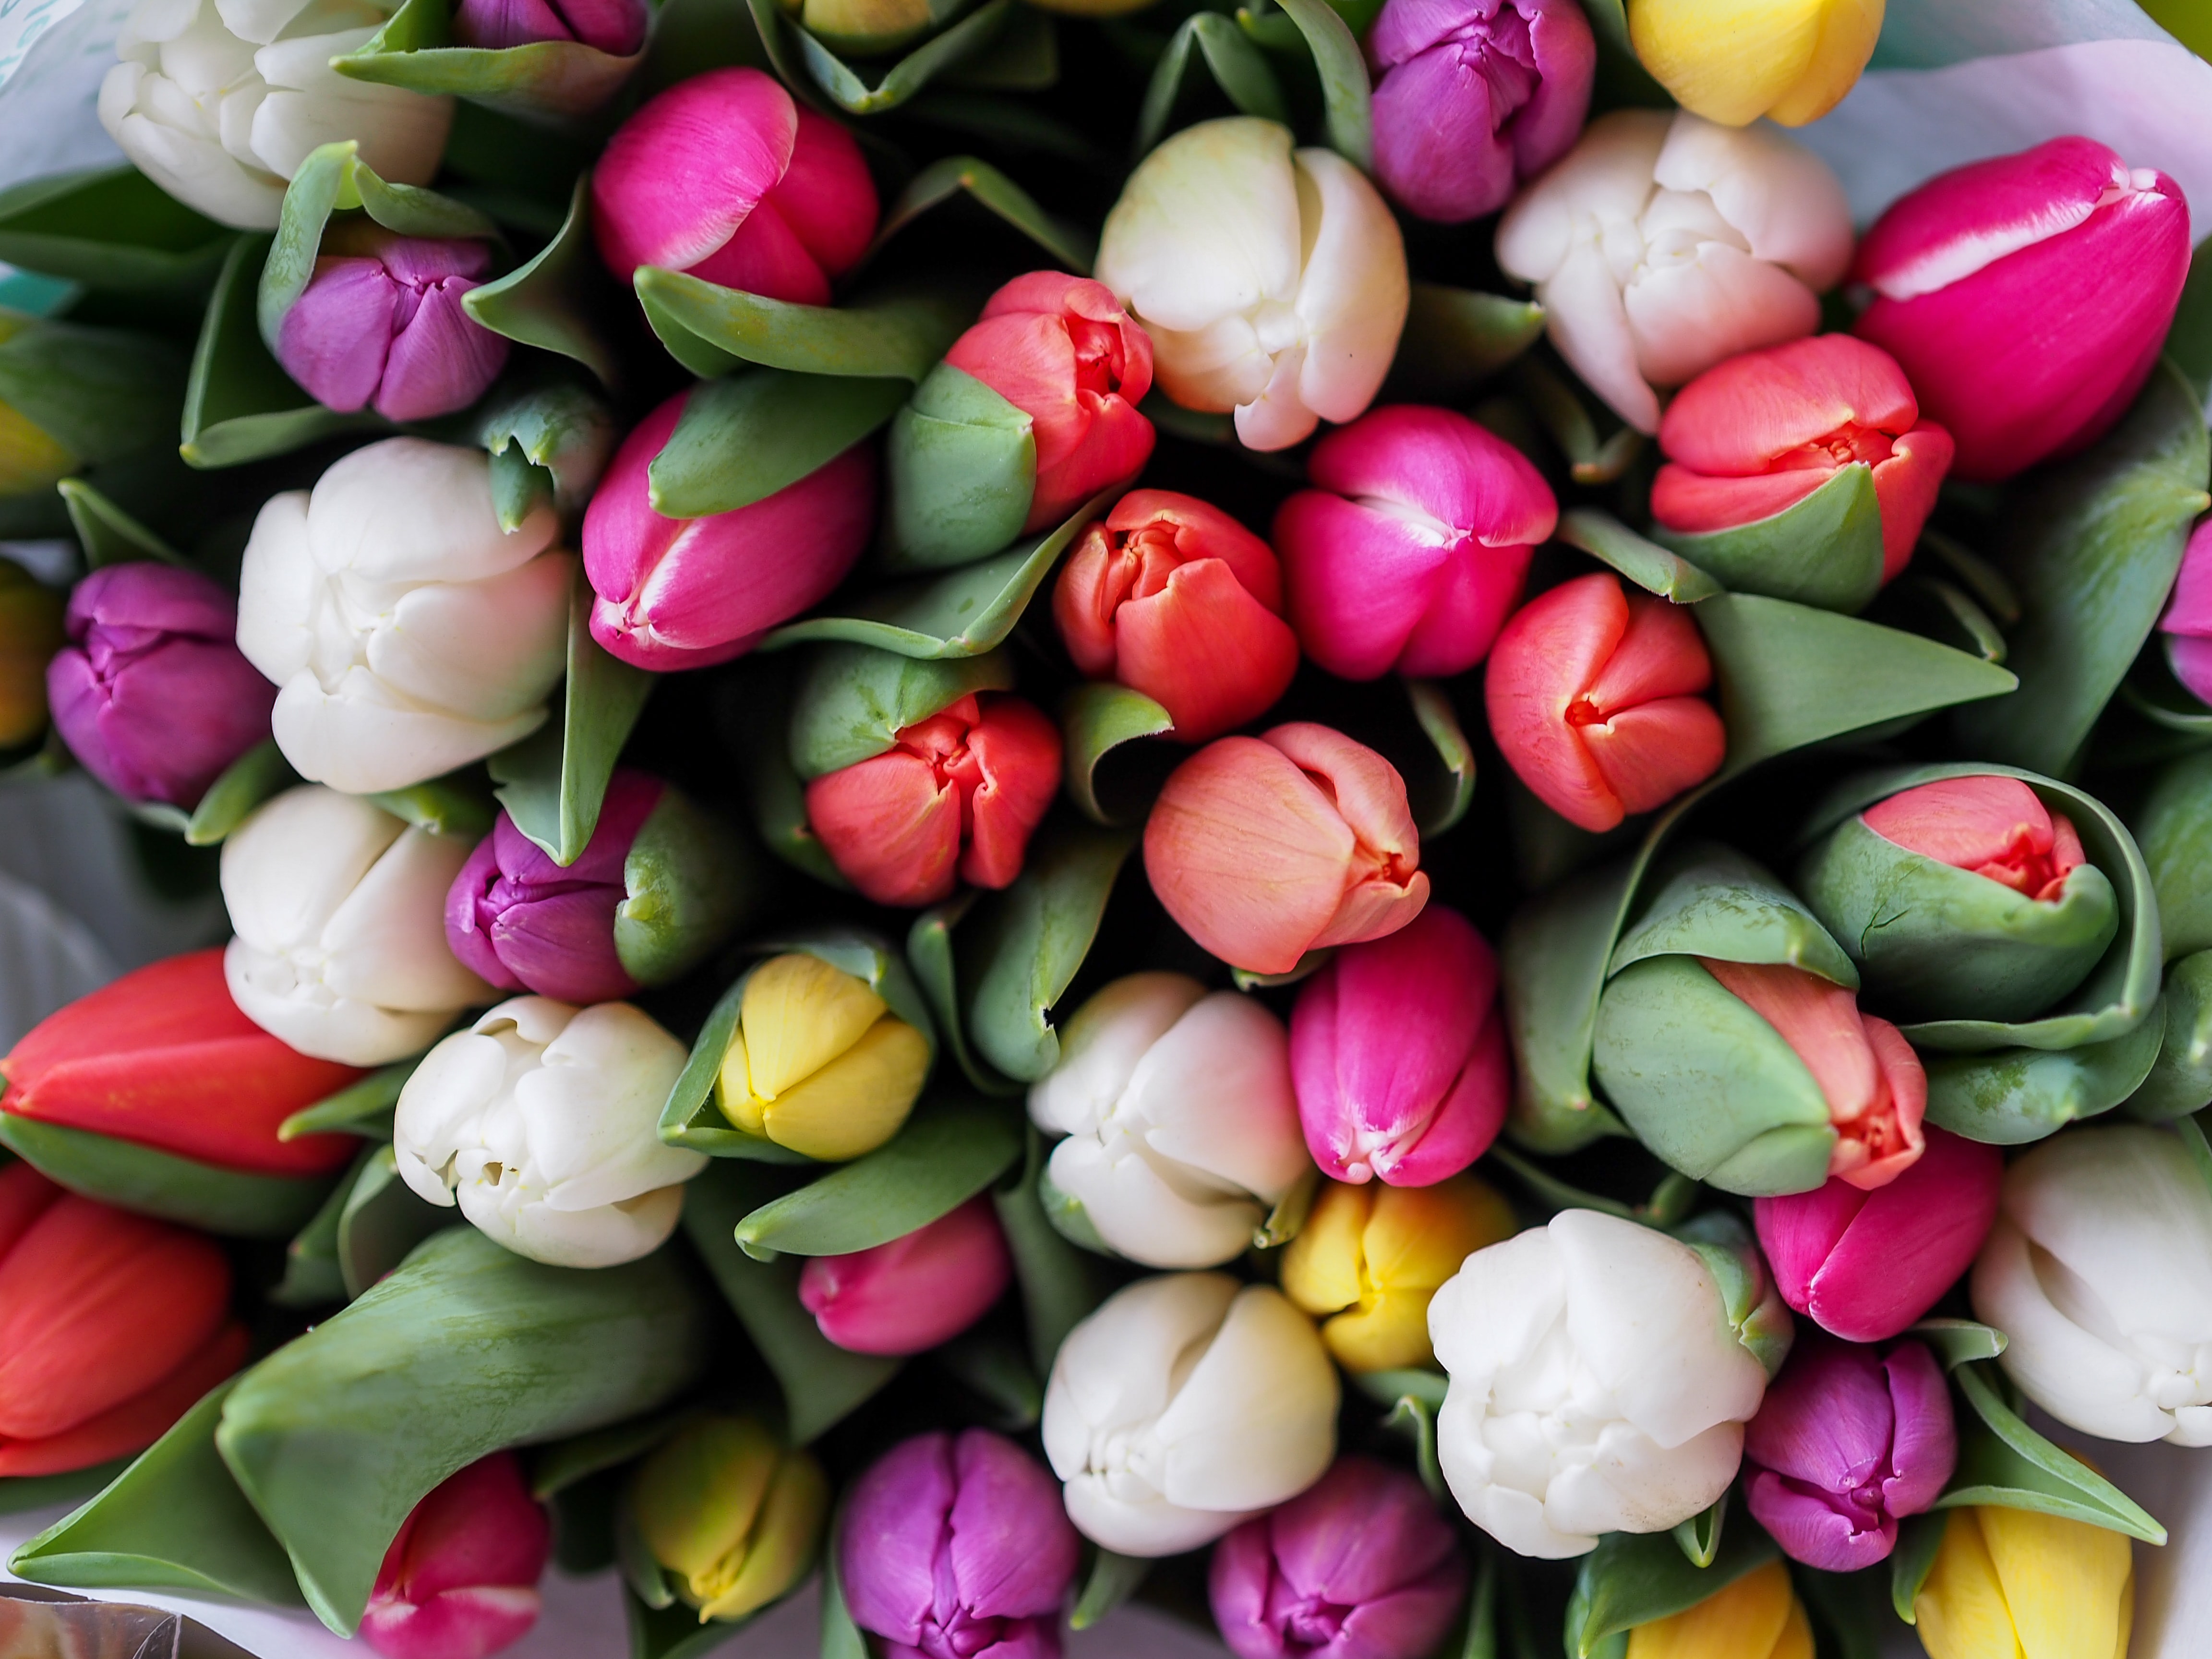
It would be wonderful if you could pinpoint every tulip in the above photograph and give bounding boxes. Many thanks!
[780,0,936,53]
[1852,136,2192,482]
[1369,0,1594,225]
[797,1196,1012,1354]
[1650,335,1954,587]
[1755,1125,2002,1342]
[1914,1505,2134,1659]
[1494,109,1852,433]
[2159,518,2212,709]
[839,1430,1081,1659]
[454,0,646,52]
[804,692,1060,908]
[97,0,452,231]
[1428,1208,1779,1558]
[46,562,275,809]
[1053,491,1298,742]
[0,559,62,752]
[1627,0,1882,128]
[1971,1124,2212,1445]
[582,388,875,672]
[631,1415,829,1624]
[1622,1560,1813,1659]
[1041,1272,1339,1556]
[1144,723,1430,976]
[1027,973,1309,1268]
[360,1452,553,1659]
[1289,905,1511,1186]
[714,952,931,1160]
[223,786,493,1067]
[235,438,575,796]
[1484,572,1724,833]
[1209,1456,1466,1659]
[1280,1173,1516,1372]
[1095,118,1408,452]
[446,769,752,1007]
[393,996,707,1267]
[1742,1334,1954,1571]
[591,67,876,305]
[0,1161,249,1476]
[0,949,362,1177]
[274,229,510,423]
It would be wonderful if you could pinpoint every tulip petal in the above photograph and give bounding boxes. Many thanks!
[957,696,1062,891]
[0,1319,247,1479]
[1623,239,1824,393]
[1650,462,1829,535]
[1578,697,1725,819]
[590,67,797,282]
[1114,558,1299,742]
[1869,424,1952,580]
[1880,1340,1956,1520]
[1657,334,1920,475]
[1484,571,1626,830]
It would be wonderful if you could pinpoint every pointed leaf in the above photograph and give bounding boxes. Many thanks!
[333,0,646,118]
[0,166,229,292]
[1135,13,1289,159]
[1936,1361,2167,1541]
[1273,0,1372,171]
[1673,1493,1725,1568]
[1252,1163,1320,1250]
[1922,1012,2165,1143]
[1562,1525,1778,1659]
[0,1112,337,1238]
[635,268,969,381]
[649,368,906,518]
[180,739,299,846]
[478,377,617,516]
[1381,1391,1444,1501]
[1069,1548,1150,1631]
[1385,285,1545,403]
[1405,678,1476,836]
[1557,509,1724,603]
[1061,682,1174,827]
[1890,1510,1947,1623]
[791,642,1016,778]
[271,1149,361,1308]
[993,1128,1105,1376]
[336,1143,453,1300]
[869,154,1095,274]
[362,773,500,841]
[1911,1318,2007,1370]
[1649,465,1885,614]
[793,0,1013,113]
[905,895,1022,1095]
[58,479,189,571]
[464,175,622,386]
[279,1059,418,1142]
[1610,840,1858,987]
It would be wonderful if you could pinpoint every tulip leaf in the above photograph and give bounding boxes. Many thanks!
[478,376,617,519]
[332,0,646,119]
[906,895,1023,1095]
[1253,1163,1321,1250]
[1403,678,1478,837]
[1609,841,1858,988]
[1556,509,1724,604]
[464,175,623,387]
[1647,465,1886,615]
[1517,358,1645,485]
[2121,645,2212,737]
[1673,1493,1725,1569]
[271,1150,359,1308]
[1562,1524,1779,1659]
[2125,952,2212,1120]
[529,1409,690,1502]
[883,363,1037,570]
[0,165,232,292]
[279,1058,417,1142]
[1385,285,1546,403]
[2134,747,2212,959]
[791,0,1013,114]
[615,1497,675,1611]
[635,266,970,382]
[336,1144,453,1300]
[0,1112,339,1238]
[791,642,1017,777]
[1890,1510,1948,1623]
[649,368,907,519]
[1271,0,1372,171]
[868,154,1096,275]
[0,318,186,475]
[718,661,853,890]
[819,1505,871,1659]
[57,478,189,571]
[362,771,501,841]
[1069,1548,1150,1631]
[1061,682,1175,827]
[1953,360,2212,774]
[2167,236,2212,401]
[1936,1361,2168,1542]
[1910,1318,2007,1370]
[0,1458,133,1518]
[1881,575,2008,664]
[1923,1012,2165,1144]
[1380,1391,1445,1502]
[1135,12,1289,159]
[993,1128,1107,1376]
[174,738,298,846]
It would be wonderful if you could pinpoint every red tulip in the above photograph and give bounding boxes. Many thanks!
[361,1452,553,1659]
[1054,490,1299,742]
[1483,571,1724,832]
[1861,775,2084,901]
[798,1197,1013,1355]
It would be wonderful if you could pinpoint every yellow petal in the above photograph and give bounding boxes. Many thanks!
[740,954,889,1100]
[1765,0,1884,125]
[1281,1180,1371,1319]
[1321,1287,1437,1372]
[1628,0,1828,126]
[1360,1175,1517,1294]
[0,562,62,749]
[1772,1595,1815,1659]
[758,1016,929,1160]
[1915,1511,2027,1659]
[696,1449,830,1624]
[1628,1560,1797,1659]
[1978,1506,2134,1659]
[0,401,75,499]
[715,1026,768,1137]
[632,1417,779,1591]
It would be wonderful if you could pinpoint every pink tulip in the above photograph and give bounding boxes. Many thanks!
[275,232,510,423]
[797,1197,1013,1355]
[1144,722,1430,976]
[360,1453,551,1659]
[2159,519,2212,708]
[591,67,877,304]
[583,389,875,670]
[1755,1125,2003,1342]
[1651,335,1954,583]
[943,272,1156,533]
[1852,135,2191,482]
[1289,904,1508,1186]
[1275,405,1555,682]
[1861,774,2086,902]
[1482,571,1724,832]
[454,0,645,52]
[1054,490,1299,743]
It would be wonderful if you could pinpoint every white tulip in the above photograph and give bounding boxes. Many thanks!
[1095,118,1409,453]
[1971,1125,2212,1447]
[393,996,708,1268]
[1494,109,1852,433]
[1029,974,1310,1269]
[235,439,575,796]
[1041,1272,1338,1556]
[1429,1208,1772,1558]
[221,785,491,1065]
[98,0,454,232]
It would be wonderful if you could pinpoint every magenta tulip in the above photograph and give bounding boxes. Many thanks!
[2161,517,2212,709]
[454,0,645,52]
[273,232,509,423]
[796,1197,1013,1356]
[360,1452,552,1659]
[1852,136,2191,482]
[1274,405,1556,682]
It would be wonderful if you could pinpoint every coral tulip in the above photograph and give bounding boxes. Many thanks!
[454,0,645,51]
[1628,0,1883,128]
[797,1197,1012,1355]
[2162,519,2212,709]
[360,1453,553,1659]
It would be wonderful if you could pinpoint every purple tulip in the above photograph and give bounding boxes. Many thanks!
[839,1429,1081,1659]
[274,233,511,424]
[1743,1334,1956,1571]
[1368,0,1596,224]
[45,564,276,809]
[1209,1457,1465,1659]
[453,0,648,54]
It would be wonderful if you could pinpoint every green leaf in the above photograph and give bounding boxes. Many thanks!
[1516,357,1644,484]
[464,175,622,386]
[2167,235,2212,402]
[1404,679,1476,837]
[58,478,189,571]
[993,1128,1106,1377]
[1556,509,1724,603]
[2134,747,2212,958]
[478,376,617,517]
[1562,1524,1778,1659]
[335,1144,453,1300]
[0,166,230,292]
[1135,12,1289,159]
[942,1,1055,87]
[1069,1548,1150,1631]
[790,642,1016,778]
[175,739,298,846]
[1937,1361,2168,1541]
[1922,1012,2165,1143]
[1673,1494,1725,1569]
[792,0,1014,113]
[1061,681,1174,827]
[935,1329,1043,1429]
[719,660,851,889]
[818,1496,871,1659]
[649,369,906,519]
[1648,465,1885,614]
[362,772,500,841]
[279,1059,418,1142]
[1890,1510,1948,1623]
[905,895,1023,1095]
[0,1112,338,1238]
[1379,1389,1444,1502]
[1611,840,1858,986]
[2126,951,2212,1120]
[0,318,186,469]
[883,362,1037,570]
[530,1408,689,1501]
[1384,285,1545,404]
[1252,1163,1321,1250]
[1881,575,2008,663]
[636,267,969,382]
[1910,1317,2007,1370]
[1272,0,1372,171]
[868,154,1096,274]
[271,1150,360,1308]
[333,0,646,119]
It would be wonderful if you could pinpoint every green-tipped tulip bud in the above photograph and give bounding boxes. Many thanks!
[1675,1210,1796,1378]
[631,1416,829,1624]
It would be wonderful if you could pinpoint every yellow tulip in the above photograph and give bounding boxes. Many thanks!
[1279,1173,1516,1371]
[1627,0,1884,127]
[0,557,61,749]
[1915,1507,2134,1659]
[631,1416,831,1625]
[1627,1560,1814,1659]
[716,952,930,1160]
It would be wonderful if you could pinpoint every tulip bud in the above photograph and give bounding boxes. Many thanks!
[582,389,875,672]
[840,1430,1080,1659]
[1028,973,1309,1268]
[2159,518,2212,709]
[1755,1125,2001,1343]
[1484,572,1725,834]
[1621,1560,1814,1659]
[0,558,62,752]
[803,692,1060,907]
[1651,335,1955,589]
[454,0,646,52]
[0,1162,249,1476]
[1852,136,2192,482]
[1914,1505,2134,1659]
[1210,1456,1467,1659]
[797,1196,1012,1354]
[394,996,707,1267]
[1042,1272,1339,1556]
[631,1416,829,1624]
[1280,1174,1515,1372]
[1290,905,1511,1186]
[1096,118,1408,452]
[1145,723,1430,976]
[1053,491,1298,743]
[47,563,275,809]
[591,67,876,305]
[1495,110,1851,432]
[274,228,510,423]
[1628,0,1882,128]
[779,0,936,54]
[360,1452,553,1659]
[714,952,931,1160]
[1742,1334,1954,1571]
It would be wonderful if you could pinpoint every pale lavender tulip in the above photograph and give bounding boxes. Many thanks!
[275,233,510,423]
[454,0,647,53]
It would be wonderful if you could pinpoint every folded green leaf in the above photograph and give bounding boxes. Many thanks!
[1272,0,1372,171]
[530,1408,690,1502]
[58,478,188,572]
[333,0,646,118]
[868,154,1095,274]
[2134,746,2212,959]
[174,738,297,846]
[336,1143,454,1300]
[1562,1523,1778,1659]
[884,363,1037,569]
[1890,1509,1948,1623]
[793,0,1013,113]
[1384,284,1545,404]
[651,368,907,519]
[0,166,230,292]
[478,376,616,520]
[1556,509,1723,604]
[1404,679,1476,837]
[1673,1493,1725,1569]
[2125,951,2212,1120]
[905,895,1022,1094]
[280,1058,418,1142]
[637,268,970,381]
[1135,12,1289,159]
[1922,1011,2165,1143]
[1061,682,1174,827]
[993,1128,1106,1376]
[0,1112,337,1238]
[1070,1547,1149,1631]
[1377,1389,1443,1501]
[363,771,501,841]
[1936,1360,2167,1542]
[1649,465,1885,614]
[271,1150,361,1308]
[791,642,1016,778]
[1609,840,1858,987]
[464,175,622,387]
[0,315,187,468]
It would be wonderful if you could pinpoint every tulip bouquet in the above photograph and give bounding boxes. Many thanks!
[0,0,2208,1656]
